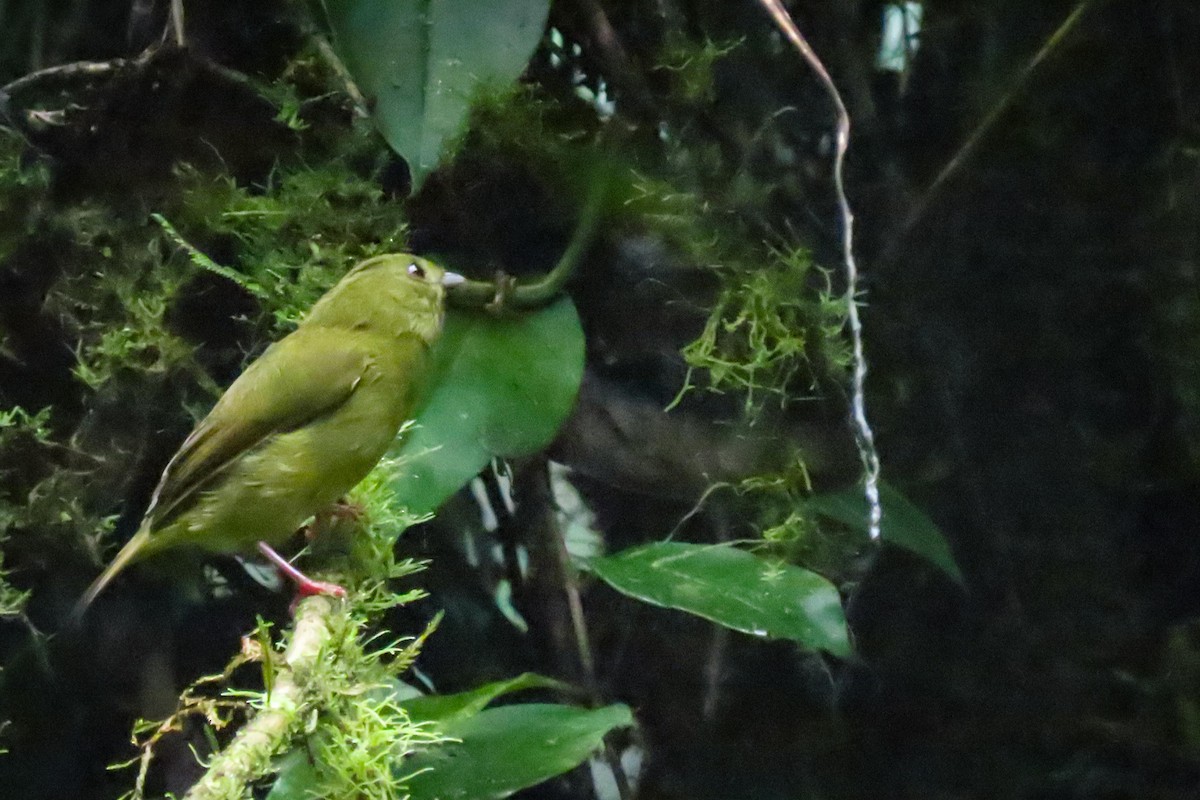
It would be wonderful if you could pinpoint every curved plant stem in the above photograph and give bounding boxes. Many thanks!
[756,0,882,539]
[447,166,611,311]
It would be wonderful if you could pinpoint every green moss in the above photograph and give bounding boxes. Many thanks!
[734,467,862,577]
[0,405,51,441]
[0,404,117,563]
[71,269,196,391]
[306,612,442,800]
[674,245,851,413]
[655,32,742,106]
[0,542,29,620]
[166,151,409,330]
[0,131,50,257]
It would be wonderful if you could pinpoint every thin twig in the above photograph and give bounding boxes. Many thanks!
[545,485,632,800]
[2,45,263,106]
[756,0,882,539]
[1,58,127,98]
[312,34,371,119]
[880,0,1099,264]
[169,0,185,47]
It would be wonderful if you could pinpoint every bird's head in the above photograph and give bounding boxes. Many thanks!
[305,253,465,344]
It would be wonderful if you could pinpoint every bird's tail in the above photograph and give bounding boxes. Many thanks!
[71,527,153,621]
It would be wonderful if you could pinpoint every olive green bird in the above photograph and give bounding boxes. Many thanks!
[77,253,464,612]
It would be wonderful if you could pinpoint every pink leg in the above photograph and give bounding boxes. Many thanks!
[257,541,347,599]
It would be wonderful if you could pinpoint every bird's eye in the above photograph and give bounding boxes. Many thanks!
[407,262,426,280]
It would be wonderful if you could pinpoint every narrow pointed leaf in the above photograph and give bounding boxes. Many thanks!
[402,672,571,723]
[807,480,965,584]
[587,541,851,657]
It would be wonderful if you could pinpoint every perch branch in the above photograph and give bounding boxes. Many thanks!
[755,0,882,538]
[184,595,339,800]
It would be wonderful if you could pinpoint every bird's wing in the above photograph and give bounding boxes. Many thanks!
[144,326,380,531]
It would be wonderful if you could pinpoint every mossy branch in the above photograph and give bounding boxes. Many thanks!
[184,595,338,800]
[1,45,261,138]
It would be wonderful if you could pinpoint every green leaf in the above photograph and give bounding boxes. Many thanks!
[264,750,320,800]
[388,299,585,516]
[403,704,633,800]
[402,672,572,724]
[806,480,965,585]
[586,542,851,657]
[321,0,552,189]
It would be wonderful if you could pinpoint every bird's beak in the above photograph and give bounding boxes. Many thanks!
[441,271,466,288]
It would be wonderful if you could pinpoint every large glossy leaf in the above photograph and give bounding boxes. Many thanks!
[321,0,551,189]
[388,299,585,515]
[587,542,851,657]
[806,480,965,584]
[403,703,633,800]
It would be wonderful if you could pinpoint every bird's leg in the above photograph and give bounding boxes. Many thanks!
[256,541,347,599]
[303,498,364,541]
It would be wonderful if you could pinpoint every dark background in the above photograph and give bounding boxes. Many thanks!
[1,1,1199,798]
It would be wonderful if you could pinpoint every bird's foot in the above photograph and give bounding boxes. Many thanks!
[485,270,517,314]
[256,541,347,601]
